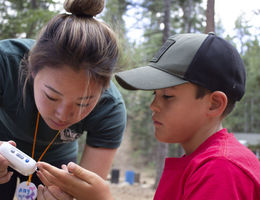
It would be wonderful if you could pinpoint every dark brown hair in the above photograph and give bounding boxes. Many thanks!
[195,85,236,117]
[20,0,118,96]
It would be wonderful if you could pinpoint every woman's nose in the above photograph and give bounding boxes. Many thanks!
[55,104,74,121]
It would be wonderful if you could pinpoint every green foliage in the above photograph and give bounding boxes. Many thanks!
[102,0,138,72]
[0,0,58,39]
[224,38,260,132]
[103,0,158,162]
[102,0,129,33]
[140,0,205,65]
[223,12,260,133]
[3,0,260,170]
[124,0,207,161]
[126,90,158,163]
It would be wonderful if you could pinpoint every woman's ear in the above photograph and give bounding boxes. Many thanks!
[31,71,36,79]
[207,91,227,117]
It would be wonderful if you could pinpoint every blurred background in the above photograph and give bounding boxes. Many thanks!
[2,0,259,199]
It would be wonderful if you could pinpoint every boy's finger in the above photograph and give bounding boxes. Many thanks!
[48,185,74,200]
[37,184,46,200]
[61,164,68,172]
[42,186,57,200]
[67,162,99,184]
[38,167,62,186]
[37,162,67,180]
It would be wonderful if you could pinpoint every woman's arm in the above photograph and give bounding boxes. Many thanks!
[79,144,117,179]
[37,162,114,200]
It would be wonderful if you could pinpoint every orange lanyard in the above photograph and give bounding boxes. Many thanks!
[27,112,60,185]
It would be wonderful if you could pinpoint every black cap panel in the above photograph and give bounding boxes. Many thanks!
[185,35,246,101]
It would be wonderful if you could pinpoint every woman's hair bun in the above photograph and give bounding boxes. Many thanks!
[64,0,105,17]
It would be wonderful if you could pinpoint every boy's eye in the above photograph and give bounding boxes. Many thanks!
[45,93,58,101]
[152,91,173,99]
[163,95,173,99]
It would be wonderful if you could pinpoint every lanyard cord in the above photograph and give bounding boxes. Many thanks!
[27,112,60,185]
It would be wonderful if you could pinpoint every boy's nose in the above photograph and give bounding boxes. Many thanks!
[150,98,160,113]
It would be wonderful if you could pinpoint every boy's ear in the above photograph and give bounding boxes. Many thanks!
[207,91,227,117]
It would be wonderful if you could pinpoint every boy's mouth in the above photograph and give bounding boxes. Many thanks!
[152,117,163,126]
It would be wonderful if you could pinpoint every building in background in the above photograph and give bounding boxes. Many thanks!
[234,133,260,159]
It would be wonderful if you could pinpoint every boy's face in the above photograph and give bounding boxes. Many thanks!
[150,83,210,147]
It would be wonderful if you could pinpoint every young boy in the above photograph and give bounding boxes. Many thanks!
[36,33,260,200]
[115,32,260,199]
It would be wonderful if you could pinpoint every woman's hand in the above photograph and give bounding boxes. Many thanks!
[0,141,16,184]
[36,162,114,200]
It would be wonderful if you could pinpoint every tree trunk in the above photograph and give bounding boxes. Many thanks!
[153,0,170,190]
[181,0,193,33]
[31,0,37,9]
[154,142,169,189]
[244,101,249,132]
[162,0,170,43]
[205,0,215,33]
[26,0,38,38]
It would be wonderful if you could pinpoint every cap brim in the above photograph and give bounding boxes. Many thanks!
[115,66,187,90]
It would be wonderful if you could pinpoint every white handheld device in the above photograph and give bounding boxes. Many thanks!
[0,142,37,176]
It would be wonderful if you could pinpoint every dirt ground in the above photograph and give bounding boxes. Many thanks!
[13,184,155,200]
[110,183,155,200]
[109,125,156,200]
[14,184,155,200]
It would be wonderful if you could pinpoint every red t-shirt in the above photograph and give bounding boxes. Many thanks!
[154,129,260,200]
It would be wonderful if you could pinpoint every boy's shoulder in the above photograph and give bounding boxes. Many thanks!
[191,129,260,183]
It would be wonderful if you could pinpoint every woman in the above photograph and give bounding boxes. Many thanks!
[0,0,126,199]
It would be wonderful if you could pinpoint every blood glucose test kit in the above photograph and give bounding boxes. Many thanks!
[0,142,37,176]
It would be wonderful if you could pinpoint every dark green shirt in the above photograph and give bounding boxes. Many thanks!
[0,39,126,162]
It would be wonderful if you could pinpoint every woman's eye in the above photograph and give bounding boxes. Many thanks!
[77,103,89,108]
[45,93,58,101]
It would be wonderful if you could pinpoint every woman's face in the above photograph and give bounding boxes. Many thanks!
[33,66,103,130]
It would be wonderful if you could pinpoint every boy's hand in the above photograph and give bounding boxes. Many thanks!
[37,162,113,200]
[37,184,73,200]
[0,141,16,184]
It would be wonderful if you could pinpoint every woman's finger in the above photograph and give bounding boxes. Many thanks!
[0,154,10,172]
[7,140,16,147]
[37,170,53,187]
[0,171,13,184]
